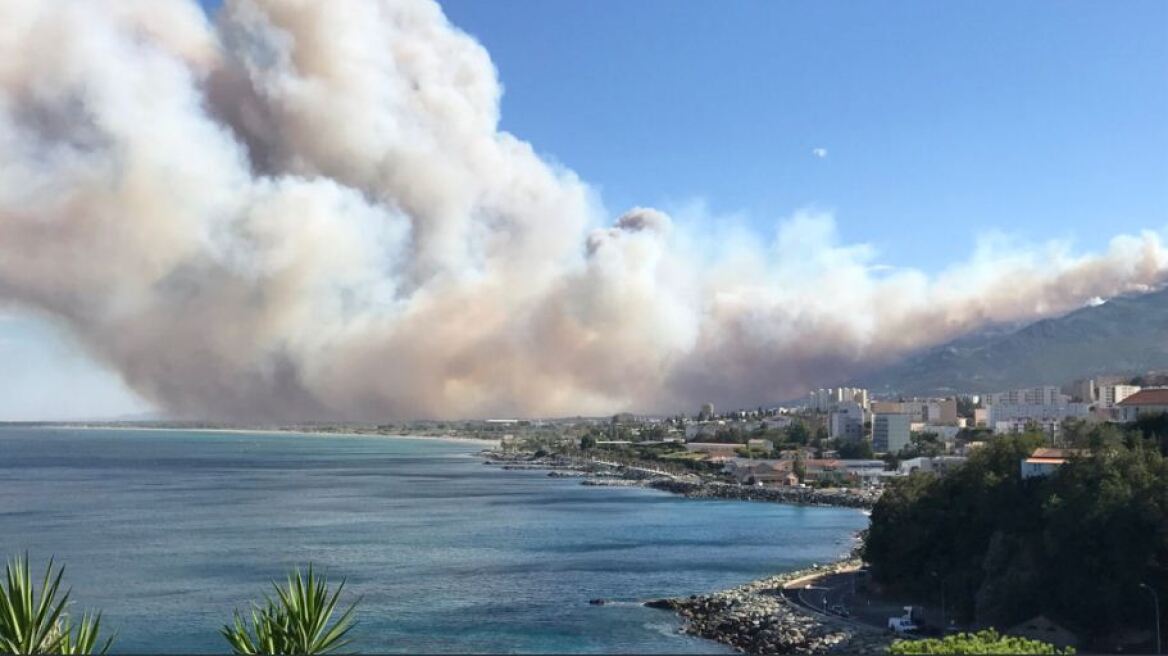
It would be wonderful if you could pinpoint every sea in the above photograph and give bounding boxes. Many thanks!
[0,427,868,654]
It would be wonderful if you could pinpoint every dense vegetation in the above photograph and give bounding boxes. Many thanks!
[864,420,1168,649]
[890,629,1073,654]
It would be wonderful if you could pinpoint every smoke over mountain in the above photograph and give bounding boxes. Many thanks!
[1,0,1165,420]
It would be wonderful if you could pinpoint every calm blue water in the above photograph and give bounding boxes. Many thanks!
[0,427,867,654]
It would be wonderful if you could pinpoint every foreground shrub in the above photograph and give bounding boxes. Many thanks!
[221,565,359,655]
[889,629,1074,654]
[0,554,113,655]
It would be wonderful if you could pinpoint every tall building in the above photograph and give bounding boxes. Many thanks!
[986,402,1091,427]
[1065,378,1097,403]
[925,399,959,425]
[987,386,1067,407]
[809,387,870,412]
[829,401,866,440]
[1097,384,1140,409]
[873,414,911,454]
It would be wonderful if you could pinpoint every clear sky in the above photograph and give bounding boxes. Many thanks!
[2,0,1166,420]
[437,0,1168,269]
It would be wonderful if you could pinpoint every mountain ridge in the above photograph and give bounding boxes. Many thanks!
[849,287,1168,397]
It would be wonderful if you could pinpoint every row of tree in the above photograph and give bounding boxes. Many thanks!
[863,419,1168,651]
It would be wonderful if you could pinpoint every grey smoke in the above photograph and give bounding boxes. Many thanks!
[0,0,1165,420]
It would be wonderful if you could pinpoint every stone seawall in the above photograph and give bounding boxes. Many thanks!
[483,450,879,510]
[646,561,890,655]
[648,480,878,510]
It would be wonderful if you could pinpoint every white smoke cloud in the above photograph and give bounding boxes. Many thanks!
[0,0,1165,420]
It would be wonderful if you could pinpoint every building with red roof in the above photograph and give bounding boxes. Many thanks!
[1117,387,1168,422]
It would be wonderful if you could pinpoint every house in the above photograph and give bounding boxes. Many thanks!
[973,408,989,427]
[726,459,796,485]
[747,438,774,452]
[684,442,741,458]
[685,422,722,440]
[1117,387,1168,421]
[898,456,967,476]
[1006,615,1078,650]
[778,447,817,460]
[802,459,846,484]
[1021,448,1086,479]
[763,415,794,429]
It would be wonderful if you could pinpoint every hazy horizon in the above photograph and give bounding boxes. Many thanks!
[1,0,1165,422]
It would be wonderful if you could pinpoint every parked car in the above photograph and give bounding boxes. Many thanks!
[888,606,920,634]
[888,617,918,634]
[829,604,850,617]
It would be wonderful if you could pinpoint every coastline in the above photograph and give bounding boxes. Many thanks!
[646,558,891,655]
[11,426,876,653]
[484,449,883,654]
[482,451,879,510]
[23,424,502,447]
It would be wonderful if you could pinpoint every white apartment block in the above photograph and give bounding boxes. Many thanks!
[808,387,870,412]
[986,386,1067,407]
[873,413,911,454]
[987,402,1091,427]
[1097,384,1140,409]
[829,401,866,440]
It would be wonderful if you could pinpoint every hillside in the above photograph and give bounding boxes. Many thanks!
[853,287,1168,396]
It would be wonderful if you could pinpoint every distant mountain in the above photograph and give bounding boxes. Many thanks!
[853,287,1168,397]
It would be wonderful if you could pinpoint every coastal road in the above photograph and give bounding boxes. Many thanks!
[782,571,904,633]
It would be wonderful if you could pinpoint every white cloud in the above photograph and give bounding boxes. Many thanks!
[812,148,828,159]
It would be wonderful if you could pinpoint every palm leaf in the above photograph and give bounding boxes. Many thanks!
[0,554,113,655]
[222,564,360,655]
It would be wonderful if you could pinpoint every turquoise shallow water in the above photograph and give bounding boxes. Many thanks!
[0,427,867,653]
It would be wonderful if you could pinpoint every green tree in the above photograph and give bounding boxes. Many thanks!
[835,438,874,459]
[864,427,1168,645]
[899,432,944,459]
[579,434,597,450]
[787,421,810,445]
[955,396,976,421]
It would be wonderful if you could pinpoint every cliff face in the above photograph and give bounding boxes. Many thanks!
[852,288,1168,396]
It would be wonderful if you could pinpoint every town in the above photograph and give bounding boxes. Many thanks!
[461,374,1168,494]
[454,374,1167,654]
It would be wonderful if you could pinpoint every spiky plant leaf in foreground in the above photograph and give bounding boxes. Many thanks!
[221,565,359,655]
[0,554,113,655]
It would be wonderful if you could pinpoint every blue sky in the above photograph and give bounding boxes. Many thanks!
[436,0,1168,269]
[3,0,1166,420]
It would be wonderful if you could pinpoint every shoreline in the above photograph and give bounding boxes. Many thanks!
[18,428,873,653]
[484,450,882,654]
[482,451,879,510]
[646,558,891,655]
[18,424,501,446]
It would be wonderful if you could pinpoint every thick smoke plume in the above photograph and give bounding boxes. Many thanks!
[1,0,1165,420]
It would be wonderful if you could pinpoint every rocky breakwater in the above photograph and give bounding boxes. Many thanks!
[648,480,879,510]
[481,451,590,472]
[645,562,890,655]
